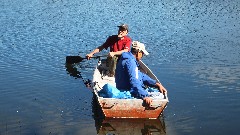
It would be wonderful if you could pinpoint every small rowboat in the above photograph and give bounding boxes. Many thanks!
[92,59,169,119]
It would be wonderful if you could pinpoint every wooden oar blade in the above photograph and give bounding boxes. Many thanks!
[66,56,84,64]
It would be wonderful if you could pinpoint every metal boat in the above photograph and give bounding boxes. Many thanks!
[92,59,169,119]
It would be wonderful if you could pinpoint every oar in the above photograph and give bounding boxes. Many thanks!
[66,55,107,64]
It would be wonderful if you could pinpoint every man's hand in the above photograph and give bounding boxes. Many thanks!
[143,97,152,106]
[108,52,115,57]
[156,83,167,95]
[86,53,93,60]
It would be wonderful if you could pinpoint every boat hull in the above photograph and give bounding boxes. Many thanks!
[96,96,168,119]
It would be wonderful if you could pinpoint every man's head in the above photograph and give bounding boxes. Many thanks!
[117,24,129,38]
[131,41,149,61]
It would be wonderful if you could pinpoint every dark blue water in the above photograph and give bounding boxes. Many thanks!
[1,0,240,134]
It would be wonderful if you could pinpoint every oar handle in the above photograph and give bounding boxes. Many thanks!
[88,55,108,59]
[66,55,108,64]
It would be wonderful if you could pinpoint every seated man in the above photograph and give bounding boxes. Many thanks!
[115,41,167,105]
[86,24,131,76]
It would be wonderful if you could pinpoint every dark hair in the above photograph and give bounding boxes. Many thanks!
[118,27,128,32]
[131,48,140,55]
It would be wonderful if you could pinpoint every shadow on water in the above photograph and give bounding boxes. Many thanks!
[65,61,167,135]
[65,63,92,87]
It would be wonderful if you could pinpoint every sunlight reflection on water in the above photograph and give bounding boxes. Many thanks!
[191,65,240,93]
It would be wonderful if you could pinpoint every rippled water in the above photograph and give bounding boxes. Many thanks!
[0,0,240,134]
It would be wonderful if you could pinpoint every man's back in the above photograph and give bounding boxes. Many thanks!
[115,52,134,90]
[115,52,148,96]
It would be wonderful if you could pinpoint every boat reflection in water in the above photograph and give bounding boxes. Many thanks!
[97,118,166,135]
[92,95,167,135]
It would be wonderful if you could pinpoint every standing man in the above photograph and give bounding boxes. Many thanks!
[86,24,132,76]
[115,41,167,105]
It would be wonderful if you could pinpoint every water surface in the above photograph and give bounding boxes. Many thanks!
[0,0,240,134]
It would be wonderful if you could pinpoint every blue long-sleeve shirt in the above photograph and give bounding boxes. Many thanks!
[115,52,157,99]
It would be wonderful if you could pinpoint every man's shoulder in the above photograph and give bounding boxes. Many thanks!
[122,51,130,56]
[121,52,135,61]
[124,36,131,41]
[105,35,118,44]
